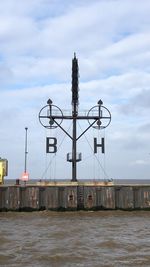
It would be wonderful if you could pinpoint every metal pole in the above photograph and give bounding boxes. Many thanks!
[71,54,78,182]
[72,109,77,182]
[24,127,28,173]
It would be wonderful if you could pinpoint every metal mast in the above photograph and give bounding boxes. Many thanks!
[39,54,111,182]
[72,53,79,182]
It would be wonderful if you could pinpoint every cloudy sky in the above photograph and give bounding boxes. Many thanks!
[1,0,150,181]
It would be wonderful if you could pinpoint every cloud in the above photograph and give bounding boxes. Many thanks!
[130,159,149,166]
[0,0,150,180]
[119,88,150,117]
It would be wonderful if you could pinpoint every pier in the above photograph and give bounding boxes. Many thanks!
[1,182,150,211]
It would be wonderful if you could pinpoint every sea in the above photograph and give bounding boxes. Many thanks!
[1,179,150,267]
[4,178,150,185]
[0,211,150,267]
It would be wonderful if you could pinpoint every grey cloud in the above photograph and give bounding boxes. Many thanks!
[131,89,150,108]
[123,136,148,151]
[138,123,150,132]
[1,0,150,180]
[0,64,13,84]
[119,89,150,116]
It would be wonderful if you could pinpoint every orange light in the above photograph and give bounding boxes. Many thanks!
[21,172,29,181]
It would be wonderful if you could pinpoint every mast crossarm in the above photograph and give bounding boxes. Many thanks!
[53,118,73,140]
[76,120,97,141]
[53,118,97,141]
[40,115,110,120]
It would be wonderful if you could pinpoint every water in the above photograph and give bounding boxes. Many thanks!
[4,178,150,185]
[0,211,150,267]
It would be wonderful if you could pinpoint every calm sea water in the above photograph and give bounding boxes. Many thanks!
[0,211,150,267]
[4,178,150,185]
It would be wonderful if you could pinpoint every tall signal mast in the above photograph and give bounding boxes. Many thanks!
[39,55,111,182]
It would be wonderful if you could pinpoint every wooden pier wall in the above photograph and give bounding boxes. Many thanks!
[1,185,150,211]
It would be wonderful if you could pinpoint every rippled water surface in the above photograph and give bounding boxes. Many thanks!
[0,211,150,267]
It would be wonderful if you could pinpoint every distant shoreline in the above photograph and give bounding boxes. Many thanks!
[4,178,150,185]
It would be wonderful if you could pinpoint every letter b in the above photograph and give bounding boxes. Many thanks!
[46,137,57,153]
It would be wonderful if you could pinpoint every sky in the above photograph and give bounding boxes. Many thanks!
[0,0,150,181]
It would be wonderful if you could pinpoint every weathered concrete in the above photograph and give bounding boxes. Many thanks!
[1,184,150,211]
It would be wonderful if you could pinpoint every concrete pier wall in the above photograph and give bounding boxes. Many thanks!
[0,185,150,211]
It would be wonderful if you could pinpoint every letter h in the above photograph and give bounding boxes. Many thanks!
[94,137,105,154]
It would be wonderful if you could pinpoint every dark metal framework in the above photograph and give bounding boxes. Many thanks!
[39,54,111,182]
